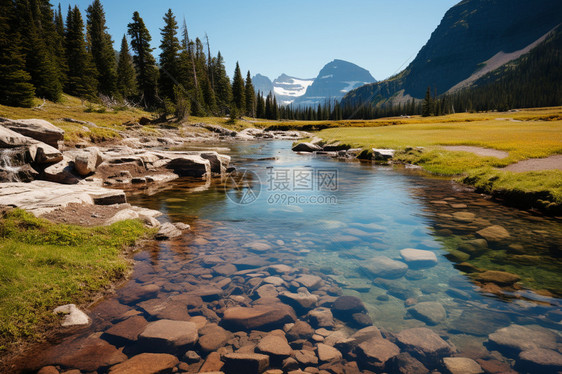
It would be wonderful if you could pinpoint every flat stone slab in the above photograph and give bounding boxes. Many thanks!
[408,302,447,325]
[488,324,558,352]
[222,304,296,331]
[223,353,270,374]
[357,338,400,370]
[443,357,484,374]
[396,327,453,363]
[0,181,127,216]
[360,256,408,279]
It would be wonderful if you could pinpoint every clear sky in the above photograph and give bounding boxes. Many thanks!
[57,0,459,81]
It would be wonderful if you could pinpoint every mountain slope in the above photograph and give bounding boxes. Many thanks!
[273,74,314,105]
[342,0,562,107]
[293,59,375,107]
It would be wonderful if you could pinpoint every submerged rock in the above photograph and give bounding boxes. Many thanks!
[222,304,296,331]
[292,142,322,152]
[488,324,558,353]
[518,348,562,373]
[138,319,198,350]
[443,357,484,374]
[223,353,270,374]
[357,338,400,371]
[360,256,408,279]
[473,270,520,286]
[108,353,179,374]
[476,225,510,242]
[400,248,438,268]
[407,302,446,325]
[331,295,366,321]
[155,222,182,240]
[256,334,292,358]
[396,327,453,365]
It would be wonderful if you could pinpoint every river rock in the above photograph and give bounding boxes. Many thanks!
[118,283,159,304]
[396,327,453,365]
[408,302,446,325]
[389,352,429,374]
[443,357,484,374]
[476,225,510,242]
[331,296,366,321]
[74,148,102,176]
[36,367,58,374]
[474,270,520,286]
[155,222,182,240]
[360,256,408,279]
[198,324,233,353]
[200,151,231,175]
[292,142,322,152]
[29,142,63,164]
[317,343,342,362]
[53,304,90,327]
[199,351,224,372]
[245,240,272,252]
[308,307,335,328]
[256,284,279,299]
[108,353,179,374]
[351,326,383,344]
[103,315,148,344]
[223,353,270,374]
[257,334,292,357]
[138,319,198,350]
[519,348,562,373]
[222,304,296,331]
[357,338,400,371]
[0,118,64,148]
[279,289,318,312]
[263,276,285,286]
[452,212,476,223]
[165,155,210,178]
[295,274,323,290]
[399,248,438,268]
[43,336,127,372]
[286,320,314,341]
[42,157,79,184]
[372,148,396,160]
[488,324,558,353]
[294,349,318,366]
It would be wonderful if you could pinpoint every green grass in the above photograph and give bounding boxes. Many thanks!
[0,209,151,350]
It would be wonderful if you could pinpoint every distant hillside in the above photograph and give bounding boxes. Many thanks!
[342,0,562,108]
[292,59,375,107]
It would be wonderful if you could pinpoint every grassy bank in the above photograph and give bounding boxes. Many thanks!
[0,209,152,351]
[0,95,152,144]
[306,107,562,213]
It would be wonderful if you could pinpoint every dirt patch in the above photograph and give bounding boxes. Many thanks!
[40,203,128,226]
[503,155,562,172]
[442,146,509,159]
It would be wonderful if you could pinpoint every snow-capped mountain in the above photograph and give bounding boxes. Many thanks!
[253,59,375,107]
[252,74,314,106]
[292,59,376,107]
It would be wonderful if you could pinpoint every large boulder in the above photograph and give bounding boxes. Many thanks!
[360,256,408,279]
[222,304,296,331]
[41,157,79,184]
[200,151,231,175]
[0,125,62,164]
[0,125,34,147]
[73,147,103,176]
[0,118,64,148]
[165,155,211,178]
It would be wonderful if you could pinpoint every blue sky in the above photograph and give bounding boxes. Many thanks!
[57,0,459,81]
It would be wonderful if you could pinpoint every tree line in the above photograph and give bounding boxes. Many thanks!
[0,0,262,120]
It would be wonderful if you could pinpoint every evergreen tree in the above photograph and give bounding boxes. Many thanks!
[422,86,433,117]
[116,35,137,100]
[86,0,117,96]
[65,5,98,99]
[158,9,180,101]
[245,71,255,117]
[53,3,67,86]
[128,11,158,107]
[15,0,62,101]
[0,0,35,107]
[212,51,231,115]
[231,62,245,113]
[256,91,265,119]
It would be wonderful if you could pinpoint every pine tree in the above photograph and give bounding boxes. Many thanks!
[128,11,158,107]
[245,71,255,117]
[0,0,35,107]
[53,3,67,86]
[256,91,265,119]
[212,51,231,115]
[116,35,137,100]
[422,86,433,117]
[86,0,116,96]
[65,5,98,99]
[158,9,180,101]
[231,62,245,114]
[15,0,62,101]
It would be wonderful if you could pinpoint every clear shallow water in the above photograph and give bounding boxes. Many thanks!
[14,140,562,373]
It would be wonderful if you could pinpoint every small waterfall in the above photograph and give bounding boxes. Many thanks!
[0,147,28,182]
